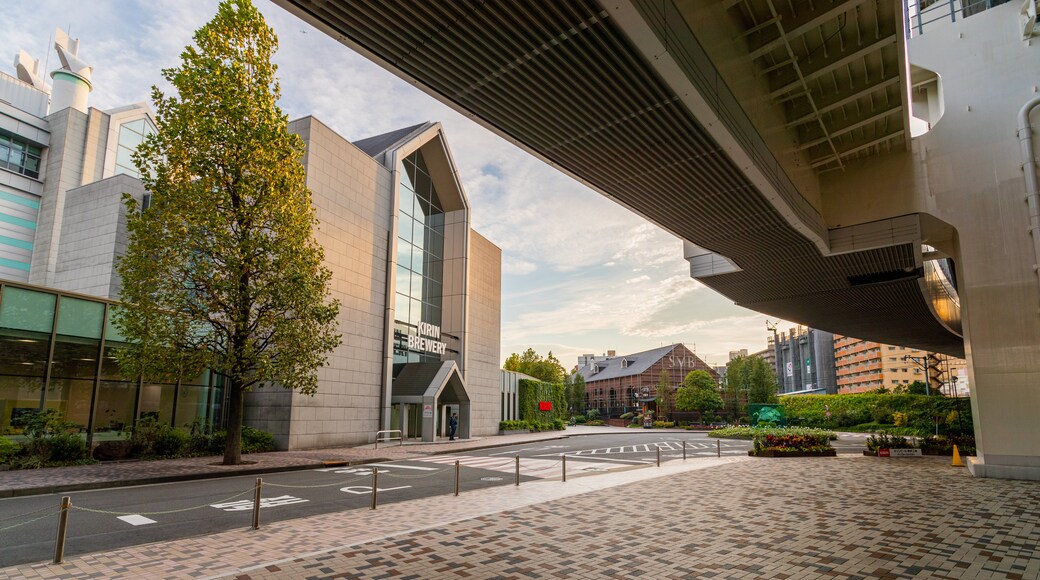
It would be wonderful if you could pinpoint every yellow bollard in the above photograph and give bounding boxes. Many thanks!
[951,445,965,467]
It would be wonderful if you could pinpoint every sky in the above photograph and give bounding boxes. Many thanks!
[0,1,790,370]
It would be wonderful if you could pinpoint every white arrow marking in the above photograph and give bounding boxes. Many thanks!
[117,514,156,526]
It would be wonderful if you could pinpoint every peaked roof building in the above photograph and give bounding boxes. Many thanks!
[577,343,716,415]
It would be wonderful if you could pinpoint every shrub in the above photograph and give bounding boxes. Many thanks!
[585,409,599,421]
[572,415,586,424]
[752,432,830,453]
[0,437,21,464]
[129,416,170,456]
[892,412,908,427]
[871,406,894,424]
[619,412,634,420]
[152,429,190,457]
[499,420,528,431]
[585,419,605,426]
[652,421,675,428]
[242,427,275,453]
[865,432,915,452]
[551,419,565,430]
[47,433,88,462]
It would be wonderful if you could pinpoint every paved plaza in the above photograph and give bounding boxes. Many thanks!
[3,449,1039,579]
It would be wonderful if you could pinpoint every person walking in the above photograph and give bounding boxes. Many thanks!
[449,412,459,441]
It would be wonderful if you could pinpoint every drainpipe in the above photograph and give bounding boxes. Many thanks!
[1017,95,1040,310]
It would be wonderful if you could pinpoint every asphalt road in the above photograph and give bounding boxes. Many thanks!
[0,432,865,567]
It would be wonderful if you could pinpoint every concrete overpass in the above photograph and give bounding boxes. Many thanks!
[274,0,1040,480]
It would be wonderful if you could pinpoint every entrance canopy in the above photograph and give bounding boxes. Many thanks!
[391,360,470,441]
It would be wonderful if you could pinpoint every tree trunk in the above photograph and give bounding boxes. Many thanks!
[223,380,244,465]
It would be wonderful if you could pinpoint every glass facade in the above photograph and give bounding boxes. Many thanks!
[0,282,223,444]
[0,132,42,179]
[114,118,156,178]
[392,150,445,372]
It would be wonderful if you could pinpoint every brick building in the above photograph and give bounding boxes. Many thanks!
[576,343,716,418]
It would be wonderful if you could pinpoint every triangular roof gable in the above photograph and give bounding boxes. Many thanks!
[579,343,706,382]
[380,122,470,213]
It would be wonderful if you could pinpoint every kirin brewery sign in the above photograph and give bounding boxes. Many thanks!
[407,322,447,355]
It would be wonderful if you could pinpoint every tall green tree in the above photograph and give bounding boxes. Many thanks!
[503,348,566,384]
[115,0,341,465]
[568,372,586,413]
[676,369,724,421]
[655,368,675,420]
[725,356,779,419]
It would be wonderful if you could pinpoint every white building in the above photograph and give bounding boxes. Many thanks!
[0,30,502,449]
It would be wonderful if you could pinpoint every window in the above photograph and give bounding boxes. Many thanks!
[0,133,43,179]
[888,346,896,350]
[114,118,157,178]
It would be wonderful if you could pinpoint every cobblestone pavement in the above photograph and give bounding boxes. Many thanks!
[4,454,1040,579]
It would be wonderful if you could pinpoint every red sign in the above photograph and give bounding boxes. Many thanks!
[539,401,552,411]
[877,449,891,457]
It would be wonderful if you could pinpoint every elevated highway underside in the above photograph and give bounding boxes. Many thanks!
[275,0,964,357]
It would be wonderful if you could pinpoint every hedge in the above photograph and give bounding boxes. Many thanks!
[518,379,567,424]
[780,394,972,435]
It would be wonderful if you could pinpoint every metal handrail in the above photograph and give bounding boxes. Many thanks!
[374,429,403,449]
[906,0,1016,37]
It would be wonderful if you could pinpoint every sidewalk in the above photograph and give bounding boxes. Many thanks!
[0,426,630,498]
[5,454,1039,579]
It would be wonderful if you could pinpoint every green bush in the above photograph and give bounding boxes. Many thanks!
[47,433,88,462]
[0,437,22,464]
[499,420,528,431]
[242,427,275,453]
[585,409,599,421]
[865,432,915,452]
[781,393,972,434]
[585,419,605,426]
[651,421,675,428]
[152,429,190,457]
[619,412,634,420]
[551,419,565,430]
[710,425,837,441]
[572,415,586,424]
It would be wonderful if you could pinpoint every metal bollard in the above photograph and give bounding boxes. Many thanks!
[717,439,721,457]
[371,467,379,510]
[252,477,263,530]
[657,447,661,467]
[683,440,687,460]
[515,455,520,486]
[454,460,460,496]
[53,496,71,564]
[562,454,567,482]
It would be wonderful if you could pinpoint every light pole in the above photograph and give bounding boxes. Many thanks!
[902,355,941,395]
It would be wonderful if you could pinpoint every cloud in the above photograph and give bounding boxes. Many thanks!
[1,1,790,370]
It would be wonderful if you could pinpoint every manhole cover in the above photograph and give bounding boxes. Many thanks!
[480,476,503,481]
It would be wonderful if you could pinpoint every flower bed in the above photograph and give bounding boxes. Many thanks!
[749,431,835,458]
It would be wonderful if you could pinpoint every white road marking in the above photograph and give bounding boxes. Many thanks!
[116,514,156,526]
[340,485,412,495]
[211,495,308,512]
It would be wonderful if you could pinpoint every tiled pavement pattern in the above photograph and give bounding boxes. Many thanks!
[5,454,1040,579]
[231,457,1040,580]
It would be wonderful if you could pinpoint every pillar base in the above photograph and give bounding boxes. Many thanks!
[966,456,1040,481]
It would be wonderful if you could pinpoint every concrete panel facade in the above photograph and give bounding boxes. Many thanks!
[817,4,1040,479]
[278,116,393,450]
[465,230,502,437]
[54,174,145,299]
